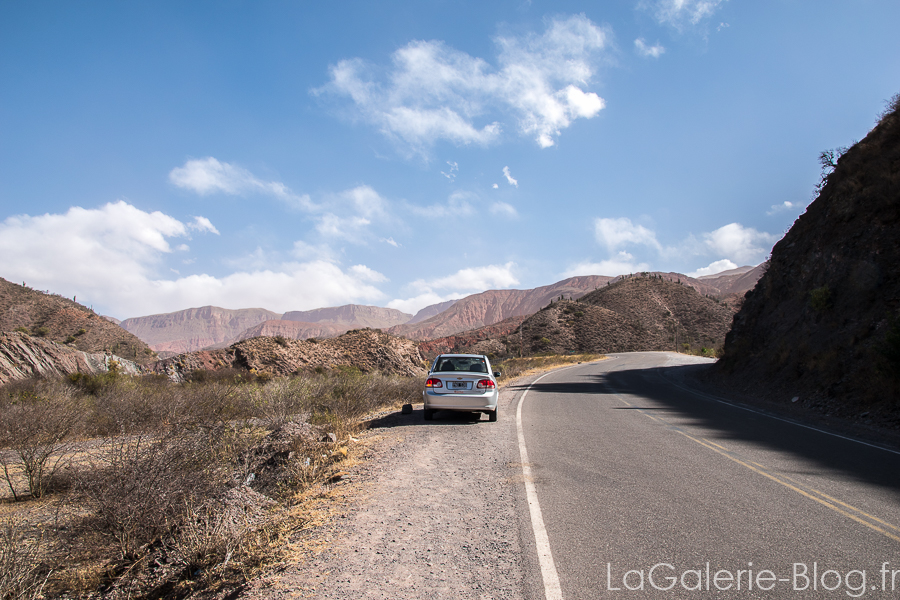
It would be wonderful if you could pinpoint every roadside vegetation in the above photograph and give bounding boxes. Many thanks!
[0,366,421,600]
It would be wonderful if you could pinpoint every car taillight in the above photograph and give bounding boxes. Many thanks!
[476,379,495,389]
[425,378,443,388]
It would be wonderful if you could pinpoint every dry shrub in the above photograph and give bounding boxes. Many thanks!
[84,376,183,437]
[0,379,78,500]
[178,381,256,427]
[0,519,50,600]
[72,428,226,560]
[1,368,425,597]
[170,487,276,580]
[250,377,320,427]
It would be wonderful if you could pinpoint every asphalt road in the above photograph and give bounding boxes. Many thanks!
[517,352,900,599]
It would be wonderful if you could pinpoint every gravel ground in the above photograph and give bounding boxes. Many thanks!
[236,375,547,600]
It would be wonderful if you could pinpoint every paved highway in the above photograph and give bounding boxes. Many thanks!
[516,352,900,599]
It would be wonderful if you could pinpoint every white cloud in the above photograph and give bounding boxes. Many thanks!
[634,38,666,58]
[291,240,336,262]
[642,0,728,29]
[561,252,649,278]
[503,166,518,187]
[766,200,796,216]
[703,223,777,265]
[441,161,459,182]
[492,183,499,189]
[426,262,519,291]
[389,262,519,315]
[594,217,661,253]
[407,190,476,218]
[171,162,395,244]
[687,259,738,278]
[382,237,400,247]
[0,201,386,317]
[490,202,518,218]
[317,15,609,152]
[169,157,314,210]
[188,216,220,235]
[314,185,392,241]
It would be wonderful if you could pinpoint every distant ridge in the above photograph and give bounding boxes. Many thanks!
[387,275,614,341]
[281,304,411,329]
[120,306,281,354]
[117,268,764,353]
[407,299,459,324]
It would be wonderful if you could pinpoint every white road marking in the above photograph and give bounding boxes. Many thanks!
[516,368,565,600]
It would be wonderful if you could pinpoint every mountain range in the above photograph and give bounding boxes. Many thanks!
[114,268,764,355]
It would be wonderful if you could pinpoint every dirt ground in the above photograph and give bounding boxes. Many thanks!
[235,377,546,600]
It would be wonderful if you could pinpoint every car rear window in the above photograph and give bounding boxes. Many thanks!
[434,357,488,373]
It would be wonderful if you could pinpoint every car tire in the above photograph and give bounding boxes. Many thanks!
[488,408,498,422]
[423,408,434,421]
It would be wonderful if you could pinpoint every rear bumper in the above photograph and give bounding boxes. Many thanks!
[423,389,498,411]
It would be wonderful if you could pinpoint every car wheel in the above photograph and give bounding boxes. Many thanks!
[424,408,434,421]
[488,408,498,422]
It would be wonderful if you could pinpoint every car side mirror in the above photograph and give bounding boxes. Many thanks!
[493,371,501,377]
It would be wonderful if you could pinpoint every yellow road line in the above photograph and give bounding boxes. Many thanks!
[677,429,900,544]
[610,390,900,546]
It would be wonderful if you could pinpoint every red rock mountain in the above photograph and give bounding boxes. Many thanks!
[120,306,281,354]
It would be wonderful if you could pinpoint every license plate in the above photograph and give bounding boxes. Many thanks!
[449,381,469,389]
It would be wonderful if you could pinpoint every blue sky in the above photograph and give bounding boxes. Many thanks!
[1,0,898,319]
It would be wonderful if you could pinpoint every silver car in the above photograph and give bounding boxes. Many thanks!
[423,354,501,422]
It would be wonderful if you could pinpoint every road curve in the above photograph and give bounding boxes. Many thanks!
[236,353,900,600]
[518,352,900,599]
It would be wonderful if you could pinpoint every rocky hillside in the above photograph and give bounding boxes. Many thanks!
[718,97,900,423]
[0,277,156,365]
[464,276,734,356]
[120,306,281,354]
[152,328,425,380]
[387,276,614,340]
[282,304,411,329]
[0,331,142,385]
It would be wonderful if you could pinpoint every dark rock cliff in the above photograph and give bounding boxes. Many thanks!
[719,97,900,423]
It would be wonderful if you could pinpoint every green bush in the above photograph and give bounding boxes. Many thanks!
[809,285,832,312]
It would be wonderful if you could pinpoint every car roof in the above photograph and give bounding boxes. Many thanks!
[437,354,486,358]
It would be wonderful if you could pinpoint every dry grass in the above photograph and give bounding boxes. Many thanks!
[0,367,422,599]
